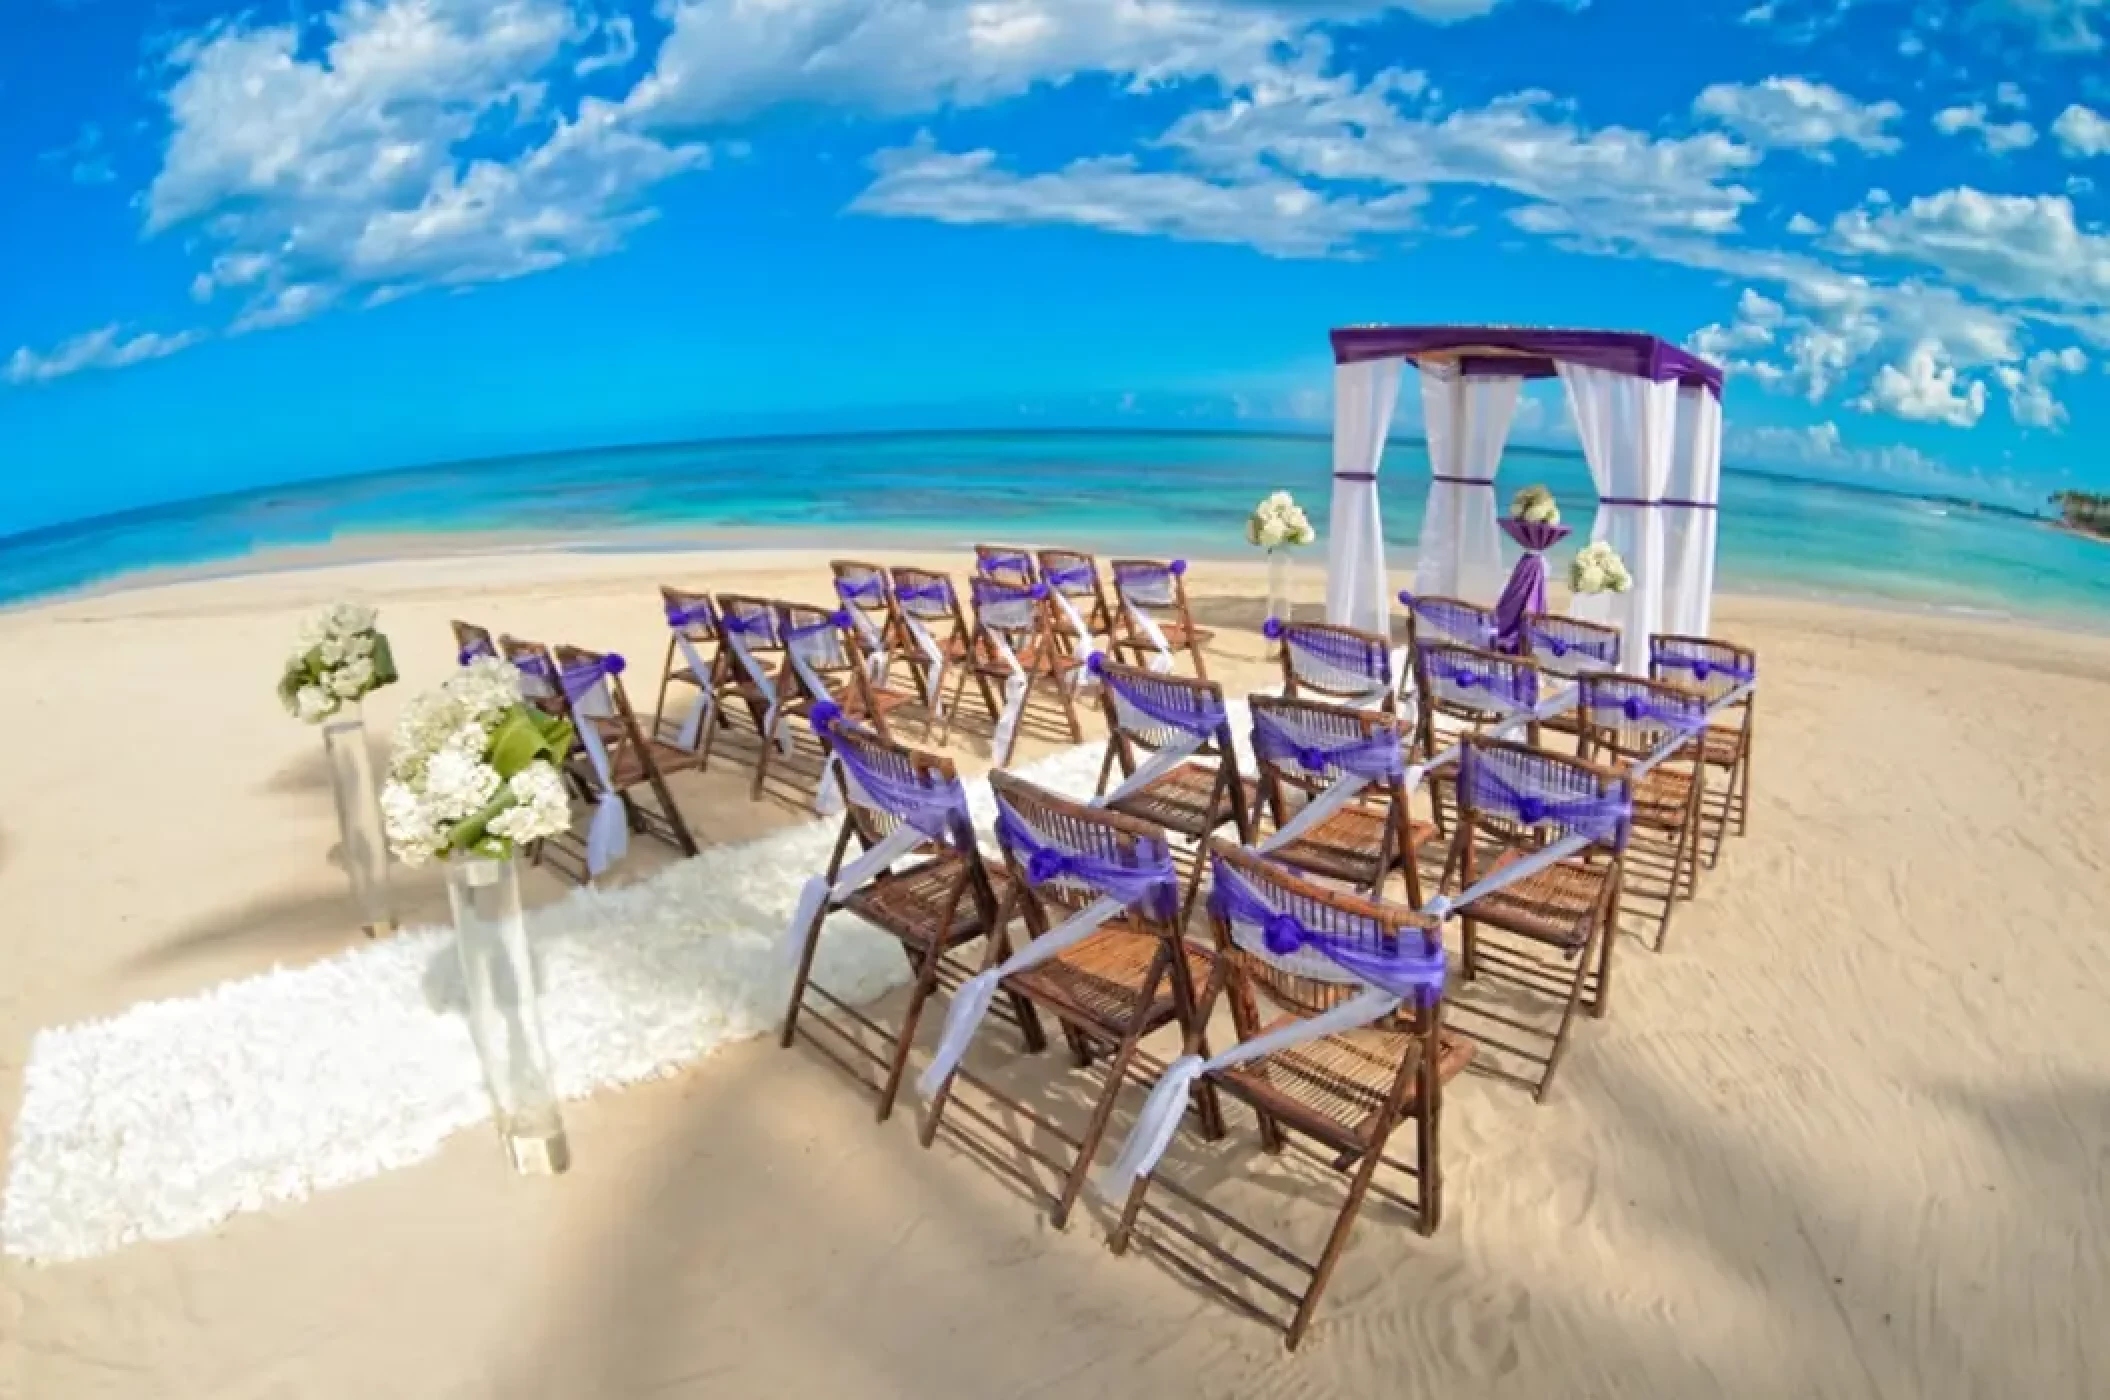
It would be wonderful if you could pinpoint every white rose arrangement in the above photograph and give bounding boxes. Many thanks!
[279,602,399,723]
[1246,491,1317,550]
[380,658,578,866]
[1569,540,1634,595]
[1511,484,1561,525]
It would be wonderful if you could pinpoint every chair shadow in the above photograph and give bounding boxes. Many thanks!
[119,885,414,977]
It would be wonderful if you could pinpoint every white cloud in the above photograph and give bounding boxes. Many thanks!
[2053,103,2110,156]
[1826,188,2110,328]
[1691,76,1903,156]
[1993,345,2089,426]
[1787,211,1821,234]
[1932,103,2038,154]
[1976,0,2106,53]
[852,134,1423,256]
[147,0,706,331]
[5,325,205,385]
[1726,419,2041,508]
[1850,340,1988,427]
[1995,81,2029,109]
[575,14,636,76]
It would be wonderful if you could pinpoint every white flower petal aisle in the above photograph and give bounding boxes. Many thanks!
[2,740,1113,1265]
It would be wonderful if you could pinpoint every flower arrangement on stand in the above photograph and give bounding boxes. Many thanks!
[1248,491,1316,654]
[382,656,579,1176]
[281,602,401,937]
[1493,485,1573,651]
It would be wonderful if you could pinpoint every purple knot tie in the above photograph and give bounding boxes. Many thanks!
[605,653,626,675]
[1549,638,1568,657]
[1517,796,1547,826]
[830,610,851,629]
[1455,668,1479,688]
[1396,589,1414,606]
[1295,745,1329,773]
[1026,848,1073,886]
[809,701,844,734]
[1086,651,1107,676]
[1262,617,1285,640]
[1622,696,1647,722]
[1262,912,1304,956]
[1168,559,1188,577]
[1691,660,1713,680]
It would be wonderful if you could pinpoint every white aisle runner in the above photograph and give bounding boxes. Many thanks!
[2,743,1114,1265]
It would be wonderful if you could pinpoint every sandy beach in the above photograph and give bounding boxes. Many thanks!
[3,543,2107,1400]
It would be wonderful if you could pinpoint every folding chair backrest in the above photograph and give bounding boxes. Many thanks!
[1648,634,1757,710]
[969,573,1047,639]
[715,593,783,651]
[830,560,895,629]
[1248,692,1407,799]
[819,714,977,856]
[1093,656,1233,757]
[990,771,1178,930]
[452,620,498,665]
[1575,673,1710,766]
[890,567,965,629]
[1111,557,1191,618]
[1206,840,1444,1020]
[1037,548,1105,605]
[1277,621,1395,709]
[554,642,642,745]
[777,601,864,700]
[1400,592,1498,651]
[1456,736,1631,855]
[1522,613,1620,680]
[1419,642,1542,731]
[974,544,1040,586]
[498,634,566,717]
[659,588,719,645]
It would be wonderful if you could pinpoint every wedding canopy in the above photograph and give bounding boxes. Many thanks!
[1324,325,1726,673]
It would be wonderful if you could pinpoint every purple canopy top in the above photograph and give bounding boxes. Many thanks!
[1330,325,1724,398]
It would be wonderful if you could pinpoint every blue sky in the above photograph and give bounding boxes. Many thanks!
[5,0,2110,536]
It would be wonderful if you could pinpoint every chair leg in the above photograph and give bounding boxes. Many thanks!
[779,900,831,1048]
[1590,873,1620,1019]
[1050,1001,1162,1231]
[875,940,949,1124]
[1735,744,1753,836]
[750,717,779,801]
[1534,930,1601,1103]
[1108,1172,1155,1256]
[1285,1134,1389,1351]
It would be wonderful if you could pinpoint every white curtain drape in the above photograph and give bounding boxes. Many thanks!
[1558,363,1678,674]
[1325,358,1404,635]
[1413,364,1521,605]
[1662,383,1723,639]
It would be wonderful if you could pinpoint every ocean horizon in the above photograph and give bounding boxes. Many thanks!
[6,427,2106,628]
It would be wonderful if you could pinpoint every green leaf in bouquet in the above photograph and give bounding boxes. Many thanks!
[369,632,399,689]
[445,791,514,855]
[486,708,551,780]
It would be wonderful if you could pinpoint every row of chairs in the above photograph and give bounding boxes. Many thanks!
[782,631,1757,1349]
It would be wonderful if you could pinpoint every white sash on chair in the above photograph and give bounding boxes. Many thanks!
[1050,590,1099,691]
[726,626,797,756]
[1097,685,1214,806]
[530,669,629,879]
[902,613,948,718]
[984,624,1029,767]
[1124,597,1176,675]
[846,605,891,688]
[780,812,931,970]
[785,636,850,813]
[670,632,719,751]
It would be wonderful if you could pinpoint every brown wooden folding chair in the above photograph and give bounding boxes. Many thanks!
[701,593,785,772]
[889,566,1000,737]
[1091,658,1254,925]
[1394,591,1497,712]
[1415,642,1545,831]
[654,587,724,754]
[1247,692,1433,906]
[451,619,498,665]
[1520,612,1622,746]
[945,574,1085,763]
[780,716,1035,1123]
[1110,557,1211,679]
[916,773,1223,1229]
[1648,633,1757,866]
[1437,735,1630,1101]
[757,601,917,801]
[1275,620,1398,713]
[493,635,617,882]
[1574,673,1710,951]
[830,560,913,692]
[552,643,702,860]
[1106,841,1468,1352]
[1036,547,1119,646]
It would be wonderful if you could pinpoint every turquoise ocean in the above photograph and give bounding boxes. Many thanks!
[4,430,2105,627]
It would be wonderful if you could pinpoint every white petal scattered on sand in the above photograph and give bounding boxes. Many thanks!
[1,741,1117,1265]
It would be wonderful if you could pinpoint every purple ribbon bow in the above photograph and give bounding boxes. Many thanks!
[664,600,716,630]
[559,654,625,703]
[1250,709,1405,782]
[813,709,968,840]
[1089,653,1227,738]
[1209,858,1446,1002]
[995,803,1176,920]
[834,576,886,605]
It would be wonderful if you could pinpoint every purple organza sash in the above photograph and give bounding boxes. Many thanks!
[1209,857,1446,1003]
[834,576,886,607]
[1526,620,1619,668]
[1398,590,1497,648]
[1045,563,1094,592]
[1114,559,1186,606]
[1266,620,1388,686]
[457,638,496,665]
[1424,649,1538,711]
[994,802,1176,921]
[1460,746,1630,847]
[785,611,852,642]
[721,610,778,642]
[558,653,627,704]
[979,550,1035,578]
[1653,650,1756,686]
[894,579,953,613]
[1089,654,1226,739]
[1494,519,1571,653]
[513,653,554,682]
[1250,708,1405,782]
[664,600,716,631]
[810,704,966,840]
[1585,687,1708,733]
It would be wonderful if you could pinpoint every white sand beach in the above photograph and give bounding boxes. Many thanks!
[3,544,2108,1399]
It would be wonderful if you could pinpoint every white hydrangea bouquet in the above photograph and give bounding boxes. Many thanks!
[1570,540,1634,595]
[381,657,578,867]
[1511,483,1562,525]
[278,602,399,723]
[1246,490,1317,550]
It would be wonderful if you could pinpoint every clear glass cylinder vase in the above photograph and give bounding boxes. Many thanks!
[445,855,570,1176]
[322,702,394,938]
[1265,548,1293,655]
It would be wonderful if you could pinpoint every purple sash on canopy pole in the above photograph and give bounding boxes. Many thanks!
[1493,519,1571,653]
